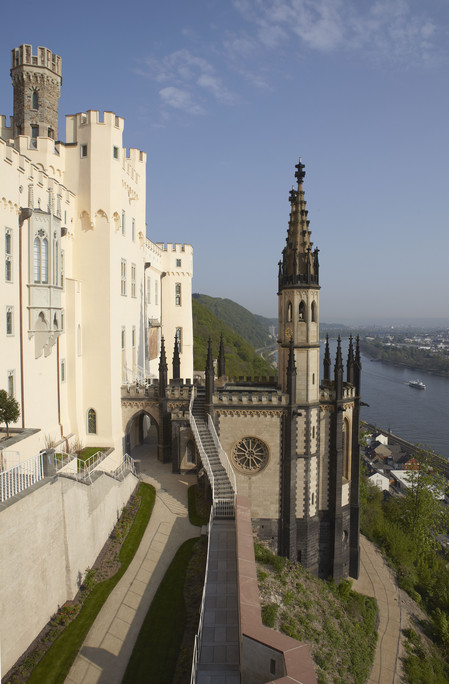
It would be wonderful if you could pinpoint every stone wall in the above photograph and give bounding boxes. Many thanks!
[217,411,282,519]
[0,470,138,676]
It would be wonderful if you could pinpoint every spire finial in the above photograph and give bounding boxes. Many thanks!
[218,333,226,378]
[334,336,343,399]
[324,334,331,381]
[295,157,306,185]
[172,335,180,380]
[159,336,168,397]
[347,335,354,385]
[279,157,318,289]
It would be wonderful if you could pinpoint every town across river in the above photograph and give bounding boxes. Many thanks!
[322,338,449,459]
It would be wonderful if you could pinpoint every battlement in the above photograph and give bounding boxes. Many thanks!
[11,45,61,78]
[13,133,63,157]
[0,115,13,139]
[214,386,287,405]
[127,148,146,165]
[65,112,146,171]
[66,111,124,133]
[320,382,356,402]
[156,242,193,253]
[145,238,164,262]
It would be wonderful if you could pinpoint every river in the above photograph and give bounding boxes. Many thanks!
[323,338,449,459]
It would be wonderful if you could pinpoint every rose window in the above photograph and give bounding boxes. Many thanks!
[232,437,269,474]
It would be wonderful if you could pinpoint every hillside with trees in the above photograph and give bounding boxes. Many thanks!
[192,297,275,378]
[192,294,276,349]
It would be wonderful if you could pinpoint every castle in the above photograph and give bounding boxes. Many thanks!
[0,44,193,463]
[0,44,360,678]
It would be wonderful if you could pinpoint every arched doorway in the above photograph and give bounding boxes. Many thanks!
[125,410,159,457]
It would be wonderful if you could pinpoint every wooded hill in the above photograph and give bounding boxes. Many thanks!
[192,294,276,349]
[192,294,276,378]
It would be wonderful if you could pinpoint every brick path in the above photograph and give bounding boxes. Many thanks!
[65,445,200,684]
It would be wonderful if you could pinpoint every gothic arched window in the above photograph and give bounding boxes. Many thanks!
[41,238,48,283]
[287,302,292,322]
[311,300,317,322]
[299,301,306,321]
[33,237,41,283]
[32,90,39,109]
[87,408,97,434]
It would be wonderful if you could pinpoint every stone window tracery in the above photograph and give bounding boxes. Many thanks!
[33,234,48,283]
[231,437,269,474]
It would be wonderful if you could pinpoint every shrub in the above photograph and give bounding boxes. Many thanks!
[262,603,279,628]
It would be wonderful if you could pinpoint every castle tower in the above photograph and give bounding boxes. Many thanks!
[10,44,62,140]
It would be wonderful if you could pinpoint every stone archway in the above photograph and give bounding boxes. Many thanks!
[125,409,159,457]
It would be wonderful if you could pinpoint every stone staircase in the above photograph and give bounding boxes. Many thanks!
[190,388,235,516]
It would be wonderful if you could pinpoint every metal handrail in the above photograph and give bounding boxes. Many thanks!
[124,363,151,386]
[57,450,108,482]
[207,414,237,494]
[0,450,21,472]
[189,393,216,502]
[0,452,44,503]
[190,506,214,683]
[95,452,137,480]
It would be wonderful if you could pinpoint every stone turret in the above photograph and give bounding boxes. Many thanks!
[10,44,62,140]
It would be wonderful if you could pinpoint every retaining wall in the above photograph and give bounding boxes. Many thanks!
[0,470,138,676]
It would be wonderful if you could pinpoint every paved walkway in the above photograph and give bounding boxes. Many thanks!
[65,444,200,684]
[352,535,402,684]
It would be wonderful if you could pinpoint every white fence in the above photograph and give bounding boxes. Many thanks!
[0,452,44,503]
[190,506,214,684]
[207,414,237,494]
[0,450,137,504]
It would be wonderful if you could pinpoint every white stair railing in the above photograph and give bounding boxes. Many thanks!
[188,391,236,518]
[207,414,237,494]
[189,392,216,502]
[0,452,44,503]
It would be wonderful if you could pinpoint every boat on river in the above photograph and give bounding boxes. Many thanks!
[409,379,426,390]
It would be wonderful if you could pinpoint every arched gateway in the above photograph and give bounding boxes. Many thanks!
[124,409,159,454]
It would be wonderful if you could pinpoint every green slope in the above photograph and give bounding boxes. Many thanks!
[193,297,275,378]
[192,293,276,349]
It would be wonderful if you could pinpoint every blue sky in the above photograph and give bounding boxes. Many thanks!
[1,0,448,324]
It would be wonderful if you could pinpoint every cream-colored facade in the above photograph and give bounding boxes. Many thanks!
[0,45,193,461]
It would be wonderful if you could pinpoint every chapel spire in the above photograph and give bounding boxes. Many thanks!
[278,157,319,290]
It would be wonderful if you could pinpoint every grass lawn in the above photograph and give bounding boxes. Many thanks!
[27,482,156,684]
[77,446,107,461]
[122,537,199,684]
[187,484,210,526]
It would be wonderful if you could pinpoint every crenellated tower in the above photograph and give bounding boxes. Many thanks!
[10,44,62,140]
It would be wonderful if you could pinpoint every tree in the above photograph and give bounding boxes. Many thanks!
[400,447,449,559]
[0,390,20,438]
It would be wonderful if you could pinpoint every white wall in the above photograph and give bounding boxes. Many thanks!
[0,471,138,676]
